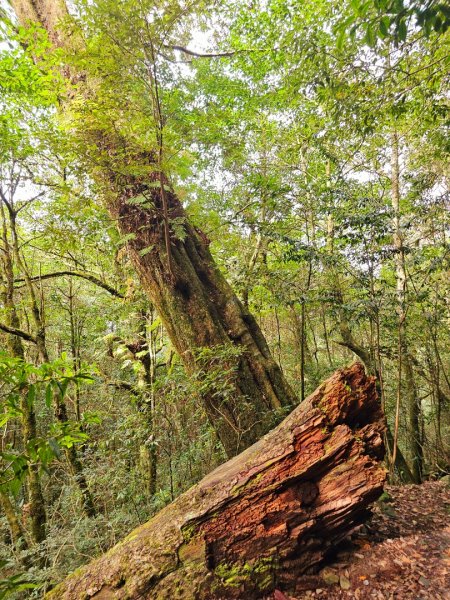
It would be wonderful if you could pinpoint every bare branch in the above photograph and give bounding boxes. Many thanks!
[161,44,236,59]
[14,271,125,298]
[0,323,37,344]
[0,188,14,216]
[16,191,46,214]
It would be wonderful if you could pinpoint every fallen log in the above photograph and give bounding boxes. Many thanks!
[48,363,386,599]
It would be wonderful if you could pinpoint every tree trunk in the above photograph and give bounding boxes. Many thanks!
[335,328,415,483]
[46,363,386,600]
[12,0,298,458]
[106,172,298,457]
[390,130,423,483]
[290,303,311,401]
[2,195,97,518]
[0,202,47,544]
[385,426,415,483]
[55,399,96,517]
[0,491,28,551]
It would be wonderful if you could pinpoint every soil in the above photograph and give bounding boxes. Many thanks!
[273,481,450,600]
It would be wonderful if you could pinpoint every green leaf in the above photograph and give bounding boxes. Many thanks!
[26,385,36,407]
[126,194,152,206]
[82,411,102,425]
[398,18,407,41]
[56,378,70,398]
[379,16,390,37]
[119,232,137,244]
[139,245,154,257]
[358,0,372,17]
[48,437,62,459]
[148,316,162,333]
[337,28,347,51]
[365,24,376,46]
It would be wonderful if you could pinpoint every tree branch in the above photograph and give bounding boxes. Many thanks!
[161,44,236,59]
[0,187,14,216]
[14,271,125,298]
[334,339,372,367]
[0,323,37,344]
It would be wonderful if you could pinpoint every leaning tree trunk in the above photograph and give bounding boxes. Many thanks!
[12,0,298,457]
[110,179,297,456]
[46,363,386,599]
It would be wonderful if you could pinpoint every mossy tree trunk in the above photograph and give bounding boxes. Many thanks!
[0,490,28,552]
[46,363,386,600]
[107,309,158,497]
[11,0,298,457]
[1,188,97,518]
[0,200,47,544]
[110,182,297,456]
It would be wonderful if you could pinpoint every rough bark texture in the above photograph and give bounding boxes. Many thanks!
[109,173,297,456]
[46,363,385,599]
[11,0,69,46]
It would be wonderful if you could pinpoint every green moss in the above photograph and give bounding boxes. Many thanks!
[252,556,277,590]
[180,521,197,543]
[214,562,250,588]
[213,556,277,592]
[231,470,264,495]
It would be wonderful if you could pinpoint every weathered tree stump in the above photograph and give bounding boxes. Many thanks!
[48,363,386,599]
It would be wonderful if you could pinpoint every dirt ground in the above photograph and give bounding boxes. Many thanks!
[274,481,450,600]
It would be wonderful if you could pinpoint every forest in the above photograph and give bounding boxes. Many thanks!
[0,0,449,598]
